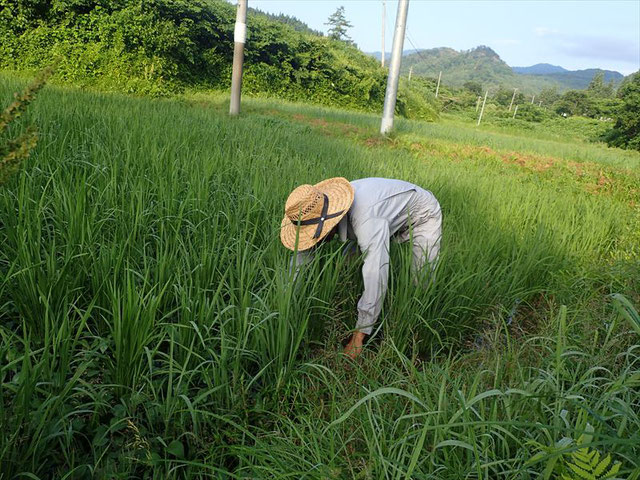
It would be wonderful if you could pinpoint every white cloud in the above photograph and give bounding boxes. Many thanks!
[534,27,560,37]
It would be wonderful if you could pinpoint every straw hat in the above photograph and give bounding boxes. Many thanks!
[280,177,354,251]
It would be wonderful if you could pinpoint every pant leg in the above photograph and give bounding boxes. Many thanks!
[411,210,442,275]
[409,191,442,282]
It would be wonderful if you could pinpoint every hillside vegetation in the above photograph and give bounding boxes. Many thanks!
[513,63,624,88]
[425,70,640,151]
[401,46,624,94]
[0,0,437,119]
[1,73,639,478]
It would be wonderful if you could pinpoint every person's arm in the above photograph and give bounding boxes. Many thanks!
[353,218,390,335]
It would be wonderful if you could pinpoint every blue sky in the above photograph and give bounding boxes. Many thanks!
[249,0,640,75]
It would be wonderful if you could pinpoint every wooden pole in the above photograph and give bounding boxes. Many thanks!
[508,88,517,111]
[229,0,248,115]
[512,104,518,119]
[435,70,442,98]
[477,90,488,126]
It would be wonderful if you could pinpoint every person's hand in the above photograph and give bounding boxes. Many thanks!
[344,331,366,359]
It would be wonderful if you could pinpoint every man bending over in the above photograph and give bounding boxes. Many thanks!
[280,177,442,358]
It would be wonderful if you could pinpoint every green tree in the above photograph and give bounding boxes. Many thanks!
[555,90,594,117]
[538,86,560,105]
[0,0,440,115]
[463,80,482,96]
[325,6,352,42]
[587,72,614,98]
[493,86,523,107]
[604,72,640,150]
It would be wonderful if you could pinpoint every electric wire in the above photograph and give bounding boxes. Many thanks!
[405,28,430,65]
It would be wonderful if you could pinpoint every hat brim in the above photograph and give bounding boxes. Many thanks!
[280,177,354,251]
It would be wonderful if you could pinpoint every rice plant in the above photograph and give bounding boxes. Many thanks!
[0,68,51,184]
[0,74,638,478]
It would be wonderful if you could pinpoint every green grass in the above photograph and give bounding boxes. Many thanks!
[198,93,639,169]
[1,74,639,479]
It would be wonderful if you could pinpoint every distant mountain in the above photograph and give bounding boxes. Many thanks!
[365,46,625,93]
[513,63,568,75]
[400,45,526,89]
[513,67,624,90]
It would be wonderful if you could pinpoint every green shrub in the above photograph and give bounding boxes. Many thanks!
[0,0,436,116]
[397,78,439,121]
[514,103,554,122]
[603,73,640,151]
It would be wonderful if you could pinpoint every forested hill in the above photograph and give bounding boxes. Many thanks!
[249,7,323,36]
[396,46,623,93]
[0,0,436,118]
[512,67,624,90]
[511,63,568,75]
[401,46,514,89]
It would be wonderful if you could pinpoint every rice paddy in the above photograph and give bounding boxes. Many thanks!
[1,75,639,478]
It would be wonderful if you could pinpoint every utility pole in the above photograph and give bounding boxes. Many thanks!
[531,95,535,104]
[229,0,248,116]
[508,87,517,112]
[381,0,386,68]
[408,66,413,82]
[435,71,442,98]
[512,104,518,119]
[538,100,542,107]
[380,0,409,135]
[477,90,488,126]
[475,95,481,112]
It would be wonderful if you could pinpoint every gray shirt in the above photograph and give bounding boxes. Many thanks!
[295,178,442,335]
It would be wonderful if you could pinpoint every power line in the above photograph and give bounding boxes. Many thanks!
[405,28,442,96]
[405,28,430,65]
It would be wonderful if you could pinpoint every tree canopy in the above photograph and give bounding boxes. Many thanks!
[463,81,482,96]
[0,0,437,118]
[325,6,352,43]
[604,73,640,150]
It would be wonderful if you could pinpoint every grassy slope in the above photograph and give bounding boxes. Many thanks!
[1,76,639,478]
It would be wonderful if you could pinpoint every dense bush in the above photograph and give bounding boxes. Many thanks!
[553,89,622,119]
[604,73,640,151]
[396,77,441,120]
[0,0,438,118]
[435,73,634,149]
[462,80,482,96]
[493,85,524,108]
[2,1,218,93]
[511,102,553,122]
